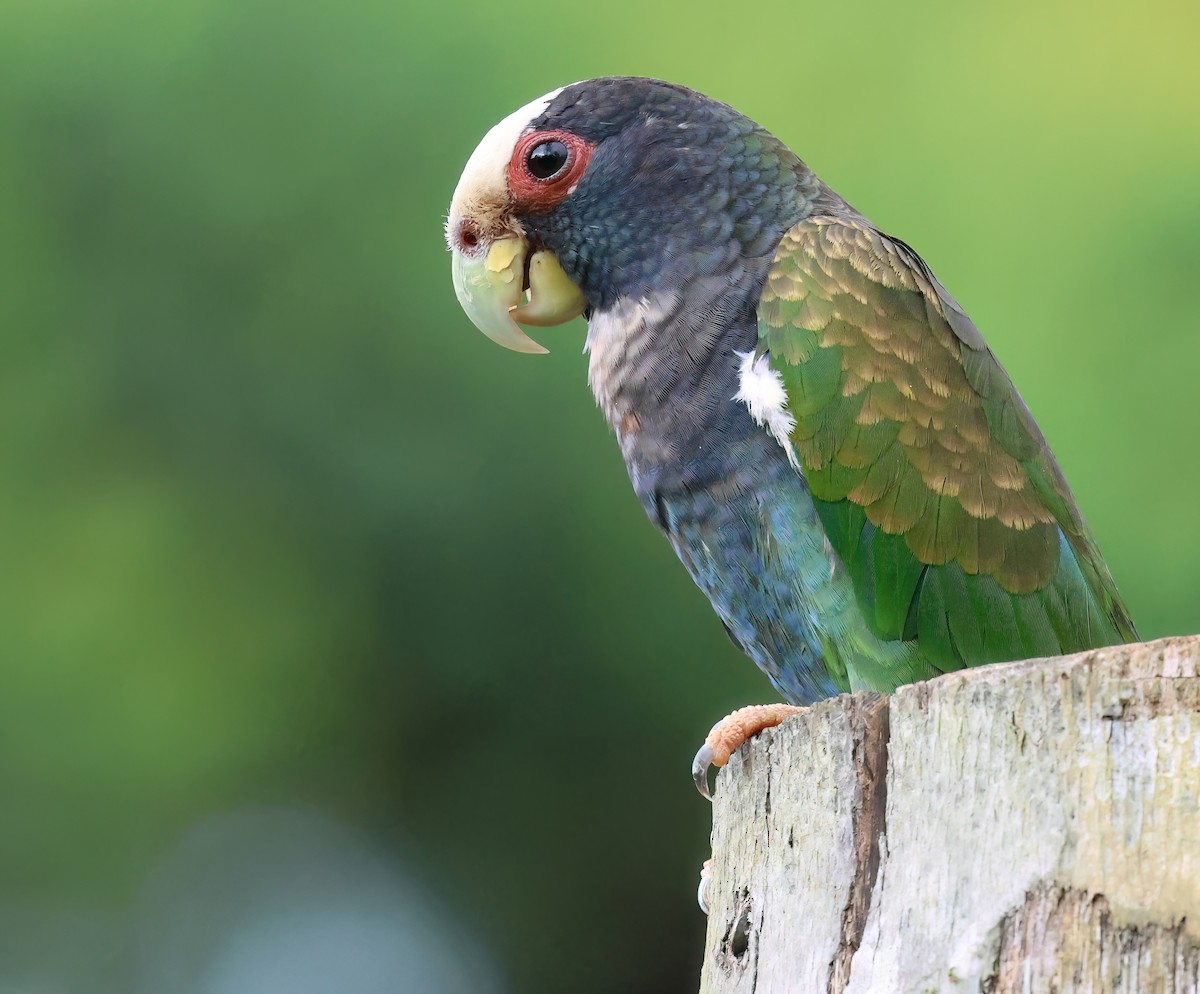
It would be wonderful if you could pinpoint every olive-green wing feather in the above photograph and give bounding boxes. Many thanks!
[758,217,1136,674]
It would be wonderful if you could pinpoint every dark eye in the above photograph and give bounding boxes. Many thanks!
[527,140,570,180]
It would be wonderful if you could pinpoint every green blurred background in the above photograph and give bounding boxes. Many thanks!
[1,0,1196,990]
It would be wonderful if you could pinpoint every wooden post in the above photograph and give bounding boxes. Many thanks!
[699,637,1200,994]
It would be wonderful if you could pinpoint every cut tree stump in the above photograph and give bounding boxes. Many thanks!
[699,636,1200,994]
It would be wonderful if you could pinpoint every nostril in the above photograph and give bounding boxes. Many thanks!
[456,220,481,252]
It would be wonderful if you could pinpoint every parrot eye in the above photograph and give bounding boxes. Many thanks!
[508,129,594,211]
[526,140,570,180]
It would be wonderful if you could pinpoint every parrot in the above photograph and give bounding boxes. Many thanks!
[445,77,1137,794]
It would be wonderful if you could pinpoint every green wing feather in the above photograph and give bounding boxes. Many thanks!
[758,217,1136,674]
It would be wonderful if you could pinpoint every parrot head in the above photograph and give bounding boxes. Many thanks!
[446,77,814,353]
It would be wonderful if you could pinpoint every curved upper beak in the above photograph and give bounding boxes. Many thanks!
[450,236,586,355]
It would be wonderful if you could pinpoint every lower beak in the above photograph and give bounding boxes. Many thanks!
[451,236,586,354]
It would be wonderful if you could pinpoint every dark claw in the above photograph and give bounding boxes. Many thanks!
[692,743,715,800]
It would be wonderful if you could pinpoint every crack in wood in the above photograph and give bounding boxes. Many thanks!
[827,693,890,994]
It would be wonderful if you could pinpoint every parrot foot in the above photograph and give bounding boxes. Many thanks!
[692,703,808,799]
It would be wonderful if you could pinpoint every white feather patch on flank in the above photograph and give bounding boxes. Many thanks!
[734,350,800,468]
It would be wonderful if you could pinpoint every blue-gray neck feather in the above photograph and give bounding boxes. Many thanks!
[522,78,853,500]
[527,77,847,309]
[519,79,872,701]
[584,271,763,502]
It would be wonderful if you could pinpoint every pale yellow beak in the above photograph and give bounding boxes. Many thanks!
[451,236,586,354]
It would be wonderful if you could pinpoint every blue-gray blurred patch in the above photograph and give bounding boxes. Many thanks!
[130,808,506,994]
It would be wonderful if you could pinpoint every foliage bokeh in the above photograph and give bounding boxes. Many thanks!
[1,0,1196,990]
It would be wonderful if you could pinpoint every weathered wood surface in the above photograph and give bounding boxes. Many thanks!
[699,637,1200,994]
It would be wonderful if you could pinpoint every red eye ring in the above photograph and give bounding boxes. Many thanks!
[508,129,594,211]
